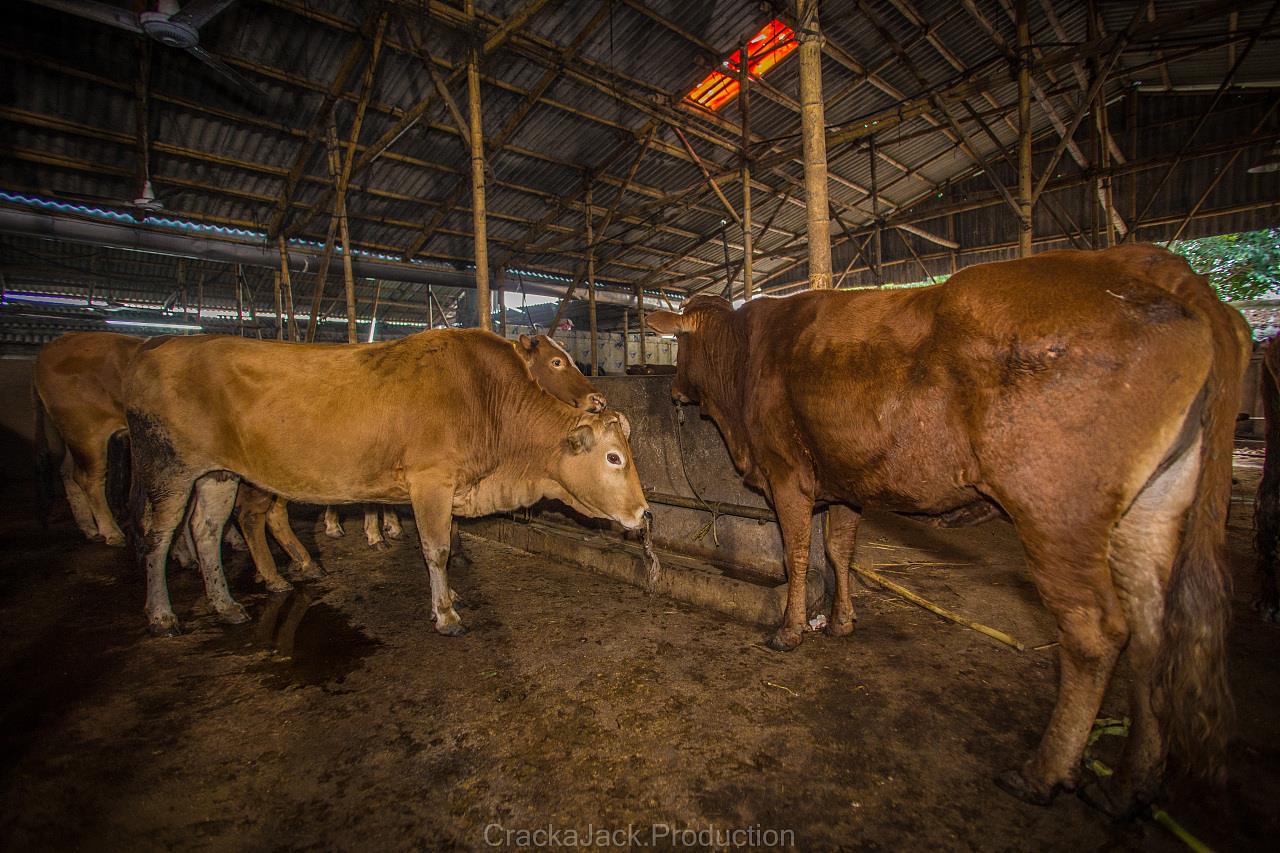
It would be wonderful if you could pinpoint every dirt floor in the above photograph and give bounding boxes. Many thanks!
[1,452,1278,852]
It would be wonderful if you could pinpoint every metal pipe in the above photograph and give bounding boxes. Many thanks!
[644,490,776,523]
[0,206,650,307]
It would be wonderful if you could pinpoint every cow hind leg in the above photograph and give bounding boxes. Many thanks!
[323,506,345,538]
[235,488,292,593]
[448,521,472,569]
[59,452,99,540]
[72,452,126,547]
[364,506,388,550]
[996,525,1128,805]
[823,504,861,637]
[1083,439,1202,816]
[136,479,195,636]
[266,498,323,580]
[190,473,249,625]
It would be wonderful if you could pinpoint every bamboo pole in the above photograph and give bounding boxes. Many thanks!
[467,0,492,331]
[852,563,1026,651]
[586,182,598,376]
[797,0,832,289]
[622,308,629,372]
[869,137,882,279]
[739,40,753,300]
[427,285,435,329]
[635,281,647,368]
[1016,0,1033,257]
[272,270,284,340]
[278,235,297,341]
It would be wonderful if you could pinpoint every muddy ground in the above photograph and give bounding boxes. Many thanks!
[1,453,1278,852]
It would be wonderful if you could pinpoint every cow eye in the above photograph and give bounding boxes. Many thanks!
[551,358,563,368]
[606,451,623,466]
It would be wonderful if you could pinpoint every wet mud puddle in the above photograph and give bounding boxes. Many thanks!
[201,587,381,690]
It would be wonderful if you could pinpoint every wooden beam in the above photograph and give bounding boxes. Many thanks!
[672,126,742,228]
[739,41,754,300]
[1016,0,1033,256]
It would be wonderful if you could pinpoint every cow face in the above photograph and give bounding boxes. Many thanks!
[518,334,607,412]
[556,411,649,530]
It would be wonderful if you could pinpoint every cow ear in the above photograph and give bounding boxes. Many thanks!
[518,333,535,352]
[645,310,687,335]
[565,424,595,455]
[613,411,631,440]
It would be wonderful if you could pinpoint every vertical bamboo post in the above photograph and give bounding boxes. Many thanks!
[368,279,381,343]
[235,264,245,336]
[948,212,958,275]
[586,182,598,376]
[796,0,831,290]
[277,234,296,341]
[635,281,647,367]
[427,286,435,329]
[272,270,284,340]
[739,39,753,300]
[1016,0,1033,257]
[196,268,204,320]
[869,137,882,282]
[466,0,492,330]
[337,195,358,344]
[622,308,630,372]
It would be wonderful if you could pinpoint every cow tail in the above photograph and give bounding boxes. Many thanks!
[1255,347,1280,613]
[1156,337,1239,787]
[32,382,57,526]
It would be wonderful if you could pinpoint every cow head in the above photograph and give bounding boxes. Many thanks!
[518,334,607,412]
[555,410,649,530]
[645,295,733,407]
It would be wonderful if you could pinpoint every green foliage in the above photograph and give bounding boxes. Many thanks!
[1168,228,1280,302]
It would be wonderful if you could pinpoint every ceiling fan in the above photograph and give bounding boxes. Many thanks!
[22,0,268,107]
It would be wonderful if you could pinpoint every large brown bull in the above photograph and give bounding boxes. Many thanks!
[123,328,648,638]
[647,245,1248,814]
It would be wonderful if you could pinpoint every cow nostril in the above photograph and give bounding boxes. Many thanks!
[589,394,607,412]
[642,509,653,524]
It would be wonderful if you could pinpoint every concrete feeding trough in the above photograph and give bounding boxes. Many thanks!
[465,375,833,627]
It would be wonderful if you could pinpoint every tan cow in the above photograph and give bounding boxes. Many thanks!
[647,245,1248,815]
[33,332,320,589]
[123,328,648,637]
[322,333,606,548]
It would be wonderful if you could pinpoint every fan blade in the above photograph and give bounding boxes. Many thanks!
[169,0,237,30]
[19,0,142,33]
[186,44,269,105]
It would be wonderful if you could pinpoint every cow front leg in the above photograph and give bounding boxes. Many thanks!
[767,481,816,652]
[364,506,387,550]
[266,497,323,580]
[407,475,465,636]
[823,504,861,637]
[323,506,345,538]
[189,473,249,625]
[382,508,403,540]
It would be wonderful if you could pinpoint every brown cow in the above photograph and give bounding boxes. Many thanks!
[33,332,320,589]
[647,245,1248,815]
[322,333,606,548]
[122,328,647,638]
[1255,336,1280,621]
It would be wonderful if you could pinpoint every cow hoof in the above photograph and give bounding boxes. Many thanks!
[148,614,182,637]
[325,526,345,539]
[102,533,127,547]
[217,604,251,625]
[825,617,855,638]
[370,540,389,552]
[291,561,324,581]
[89,532,106,544]
[766,628,802,652]
[384,526,403,541]
[993,769,1058,806]
[1077,778,1148,821]
[264,577,293,593]
[436,621,468,637]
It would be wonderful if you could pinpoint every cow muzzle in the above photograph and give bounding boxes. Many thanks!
[585,393,607,413]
